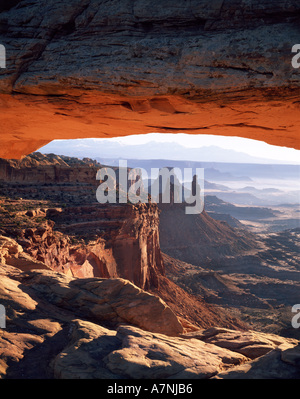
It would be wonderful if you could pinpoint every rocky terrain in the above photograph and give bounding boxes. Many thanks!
[0,154,249,331]
[1,264,299,379]
[0,0,299,379]
[159,202,260,265]
[0,152,299,379]
[161,215,300,339]
[0,0,300,158]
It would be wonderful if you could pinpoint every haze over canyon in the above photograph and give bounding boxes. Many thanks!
[0,0,299,381]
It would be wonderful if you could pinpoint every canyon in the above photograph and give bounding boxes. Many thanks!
[0,153,299,379]
[0,0,300,381]
[0,153,248,331]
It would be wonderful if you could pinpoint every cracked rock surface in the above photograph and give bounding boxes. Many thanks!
[0,264,299,379]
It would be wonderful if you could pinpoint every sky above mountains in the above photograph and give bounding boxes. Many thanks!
[39,133,300,165]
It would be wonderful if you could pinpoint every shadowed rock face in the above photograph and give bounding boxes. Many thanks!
[0,264,299,379]
[0,153,165,290]
[0,203,164,290]
[0,3,299,379]
[0,0,300,158]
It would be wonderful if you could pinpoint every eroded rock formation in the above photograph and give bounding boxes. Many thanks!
[0,0,300,158]
[0,152,254,331]
[159,202,258,265]
[0,152,164,289]
[0,202,164,290]
[0,264,299,379]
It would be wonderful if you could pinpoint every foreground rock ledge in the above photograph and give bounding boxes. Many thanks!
[0,265,183,337]
[0,264,299,379]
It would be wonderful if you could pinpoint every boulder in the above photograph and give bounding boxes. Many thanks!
[214,344,300,379]
[21,269,184,336]
[104,325,248,379]
[0,264,299,379]
[181,327,299,359]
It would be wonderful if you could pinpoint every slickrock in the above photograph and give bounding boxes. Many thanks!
[181,327,299,359]
[51,323,300,380]
[0,264,183,336]
[51,321,247,379]
[104,325,248,379]
[0,264,299,379]
[52,319,121,379]
[214,344,300,379]
[34,322,300,380]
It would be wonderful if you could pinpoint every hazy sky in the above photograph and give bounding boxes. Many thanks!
[85,133,300,164]
[39,133,300,164]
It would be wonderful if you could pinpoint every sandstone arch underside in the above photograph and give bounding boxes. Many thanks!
[0,0,299,159]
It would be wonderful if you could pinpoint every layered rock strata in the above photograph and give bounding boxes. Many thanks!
[0,202,164,291]
[0,264,299,379]
[0,1,300,158]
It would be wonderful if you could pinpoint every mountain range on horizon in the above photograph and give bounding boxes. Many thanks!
[39,139,299,166]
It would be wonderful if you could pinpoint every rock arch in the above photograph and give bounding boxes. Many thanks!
[0,0,299,158]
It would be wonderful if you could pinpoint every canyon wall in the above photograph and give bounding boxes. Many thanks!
[0,1,300,158]
[0,152,250,331]
[51,203,164,290]
[1,203,164,291]
[0,153,104,184]
[0,153,164,290]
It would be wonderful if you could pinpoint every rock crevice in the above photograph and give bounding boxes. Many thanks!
[1,264,299,379]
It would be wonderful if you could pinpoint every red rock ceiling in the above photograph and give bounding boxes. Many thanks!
[0,1,300,158]
[1,88,299,159]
